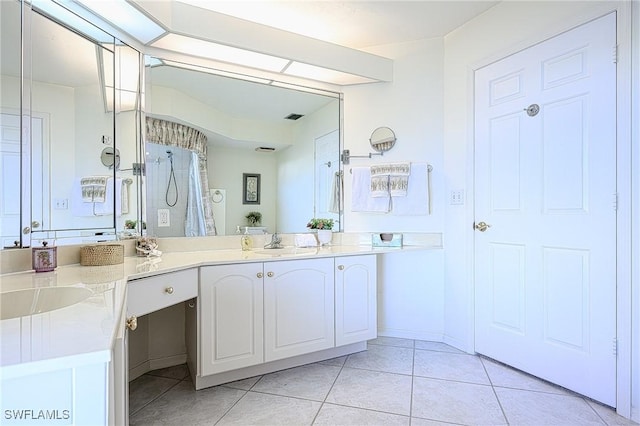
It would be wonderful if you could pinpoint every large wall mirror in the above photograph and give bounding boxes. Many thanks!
[144,58,343,237]
[0,0,142,248]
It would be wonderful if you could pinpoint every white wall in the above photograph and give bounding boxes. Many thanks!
[341,37,446,340]
[277,100,339,234]
[209,147,277,235]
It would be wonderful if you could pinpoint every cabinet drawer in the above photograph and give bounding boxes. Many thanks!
[128,269,197,316]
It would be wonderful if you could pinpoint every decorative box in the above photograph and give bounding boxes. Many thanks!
[32,241,57,272]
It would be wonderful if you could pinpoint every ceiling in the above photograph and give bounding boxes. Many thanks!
[175,1,499,50]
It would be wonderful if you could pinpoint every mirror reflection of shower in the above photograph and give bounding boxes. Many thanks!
[146,143,191,237]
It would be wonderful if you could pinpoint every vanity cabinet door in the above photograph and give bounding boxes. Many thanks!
[200,264,264,376]
[335,255,378,347]
[264,258,335,362]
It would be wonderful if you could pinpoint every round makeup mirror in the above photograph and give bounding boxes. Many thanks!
[369,126,396,153]
[100,147,120,170]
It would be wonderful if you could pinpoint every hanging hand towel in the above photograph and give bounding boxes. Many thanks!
[351,167,390,213]
[370,163,411,197]
[329,171,342,213]
[80,176,109,203]
[392,163,430,215]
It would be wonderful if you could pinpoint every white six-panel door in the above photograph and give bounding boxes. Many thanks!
[474,13,617,406]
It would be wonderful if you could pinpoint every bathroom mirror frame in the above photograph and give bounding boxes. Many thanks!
[143,56,344,237]
[0,0,144,249]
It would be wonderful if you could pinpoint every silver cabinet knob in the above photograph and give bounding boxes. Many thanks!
[267,272,274,278]
[257,272,264,278]
[32,221,40,229]
[338,265,345,270]
[165,286,174,294]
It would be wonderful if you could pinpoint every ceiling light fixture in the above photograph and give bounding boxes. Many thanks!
[152,34,290,73]
[73,0,166,44]
[160,60,272,85]
[99,44,139,112]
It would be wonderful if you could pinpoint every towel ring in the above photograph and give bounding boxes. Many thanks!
[212,190,224,203]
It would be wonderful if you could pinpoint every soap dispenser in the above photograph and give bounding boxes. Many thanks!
[241,229,253,251]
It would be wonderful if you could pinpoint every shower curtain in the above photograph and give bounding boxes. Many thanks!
[146,117,217,236]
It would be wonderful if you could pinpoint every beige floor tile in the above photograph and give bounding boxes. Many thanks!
[128,375,180,415]
[414,340,464,354]
[345,343,414,375]
[217,391,321,425]
[412,376,506,425]
[326,367,413,416]
[145,364,190,381]
[369,336,415,348]
[221,375,262,391]
[414,349,490,385]
[316,355,348,367]
[130,381,245,426]
[410,417,464,425]
[495,387,604,425]
[585,400,639,425]
[313,403,410,425]
[481,357,569,395]
[251,363,341,401]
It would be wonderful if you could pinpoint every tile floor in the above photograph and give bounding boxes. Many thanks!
[129,337,637,425]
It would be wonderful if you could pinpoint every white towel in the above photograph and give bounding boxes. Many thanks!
[329,171,342,214]
[121,179,130,215]
[351,167,390,213]
[392,163,430,215]
[72,177,123,217]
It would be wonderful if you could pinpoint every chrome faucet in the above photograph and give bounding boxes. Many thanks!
[264,233,282,249]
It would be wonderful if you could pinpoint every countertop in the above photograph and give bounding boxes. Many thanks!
[0,243,439,377]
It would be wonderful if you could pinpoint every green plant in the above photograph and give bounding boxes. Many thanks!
[245,211,262,226]
[124,220,137,230]
[306,218,334,230]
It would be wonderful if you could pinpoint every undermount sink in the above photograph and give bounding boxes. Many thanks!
[253,247,318,257]
[0,286,93,320]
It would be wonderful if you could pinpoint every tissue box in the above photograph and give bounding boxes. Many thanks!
[371,233,403,248]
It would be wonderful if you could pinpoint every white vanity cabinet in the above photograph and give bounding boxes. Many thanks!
[264,258,335,362]
[335,255,377,346]
[199,263,264,375]
[190,254,376,389]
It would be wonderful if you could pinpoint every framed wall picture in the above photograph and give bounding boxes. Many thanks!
[242,173,261,205]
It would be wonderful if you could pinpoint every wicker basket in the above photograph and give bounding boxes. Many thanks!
[80,244,124,266]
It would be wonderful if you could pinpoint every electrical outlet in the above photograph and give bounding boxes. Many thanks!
[53,198,68,209]
[450,190,465,205]
[158,209,170,227]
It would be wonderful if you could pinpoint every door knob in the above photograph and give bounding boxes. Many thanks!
[32,221,40,229]
[474,221,491,232]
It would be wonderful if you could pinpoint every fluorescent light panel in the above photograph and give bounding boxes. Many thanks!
[152,34,289,73]
[74,0,165,43]
[284,62,375,85]
[154,35,371,85]
[32,0,114,43]
[161,60,272,85]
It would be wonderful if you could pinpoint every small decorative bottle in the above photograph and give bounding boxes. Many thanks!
[32,241,57,272]
[241,229,253,251]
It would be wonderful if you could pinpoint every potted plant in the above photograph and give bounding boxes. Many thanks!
[307,218,334,245]
[245,211,262,226]
[306,218,334,230]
